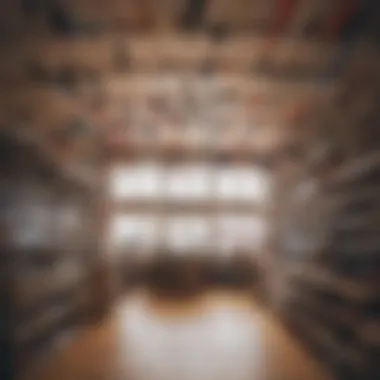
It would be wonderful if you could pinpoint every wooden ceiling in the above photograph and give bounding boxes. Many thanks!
[1,0,379,180]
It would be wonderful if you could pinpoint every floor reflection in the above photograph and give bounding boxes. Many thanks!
[117,292,263,380]
[22,290,332,380]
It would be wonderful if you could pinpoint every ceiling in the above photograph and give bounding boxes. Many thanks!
[1,0,379,179]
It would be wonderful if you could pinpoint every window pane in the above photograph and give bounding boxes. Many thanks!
[107,214,158,250]
[217,215,267,252]
[109,162,162,200]
[164,164,212,200]
[215,165,271,202]
[165,216,211,252]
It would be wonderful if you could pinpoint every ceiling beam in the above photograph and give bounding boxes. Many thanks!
[181,0,207,30]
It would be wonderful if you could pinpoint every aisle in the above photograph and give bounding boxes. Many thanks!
[22,290,332,380]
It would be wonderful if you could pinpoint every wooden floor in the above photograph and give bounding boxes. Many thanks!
[21,290,332,380]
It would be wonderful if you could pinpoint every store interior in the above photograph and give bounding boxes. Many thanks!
[1,1,379,380]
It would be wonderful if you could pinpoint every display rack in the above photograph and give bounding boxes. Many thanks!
[272,39,380,378]
[0,130,98,375]
[280,153,380,380]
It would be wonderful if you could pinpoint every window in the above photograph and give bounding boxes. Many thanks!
[109,162,162,200]
[217,215,267,252]
[109,163,271,203]
[165,216,211,253]
[165,164,212,200]
[107,214,159,251]
[107,162,272,256]
[215,165,271,202]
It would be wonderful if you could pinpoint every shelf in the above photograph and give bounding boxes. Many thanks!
[332,186,380,206]
[330,217,380,233]
[287,264,378,304]
[285,270,379,377]
[357,320,380,347]
[287,307,367,369]
[15,295,83,346]
[289,291,361,329]
[16,280,84,322]
[325,150,380,190]
[327,239,380,258]
[14,264,84,314]
[0,129,96,192]
[2,126,97,371]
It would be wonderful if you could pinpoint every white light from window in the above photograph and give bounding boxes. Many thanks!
[165,164,212,200]
[217,215,267,252]
[109,162,162,200]
[215,165,271,202]
[165,216,211,253]
[107,214,158,251]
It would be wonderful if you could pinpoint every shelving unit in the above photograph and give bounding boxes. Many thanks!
[269,36,380,378]
[278,156,380,379]
[0,130,99,375]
